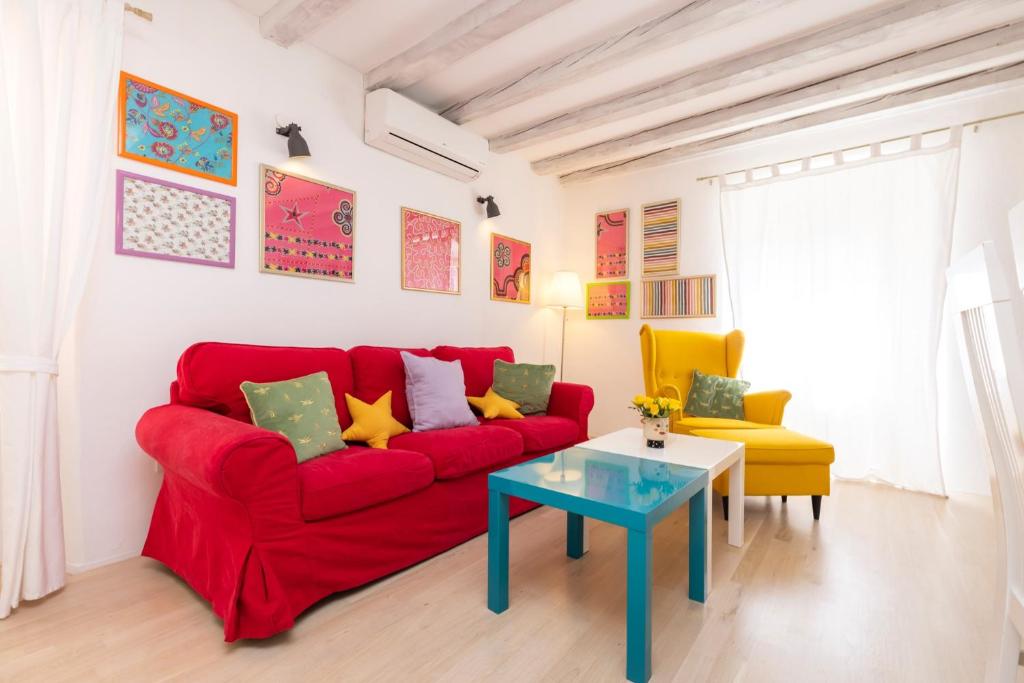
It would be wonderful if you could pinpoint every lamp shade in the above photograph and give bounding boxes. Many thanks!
[547,271,583,308]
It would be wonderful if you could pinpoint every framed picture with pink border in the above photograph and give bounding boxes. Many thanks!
[586,281,630,320]
[595,208,628,279]
[401,207,461,294]
[490,233,531,304]
[260,164,355,283]
[115,169,236,268]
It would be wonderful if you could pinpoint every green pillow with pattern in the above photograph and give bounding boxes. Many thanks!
[683,369,750,420]
[492,359,556,415]
[240,371,346,463]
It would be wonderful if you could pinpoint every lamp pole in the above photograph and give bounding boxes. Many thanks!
[559,305,567,382]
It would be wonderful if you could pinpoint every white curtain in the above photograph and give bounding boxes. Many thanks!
[0,0,122,617]
[720,142,960,495]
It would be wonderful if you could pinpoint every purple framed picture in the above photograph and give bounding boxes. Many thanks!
[115,169,236,268]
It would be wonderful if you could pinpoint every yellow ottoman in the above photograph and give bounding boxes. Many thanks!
[688,427,835,520]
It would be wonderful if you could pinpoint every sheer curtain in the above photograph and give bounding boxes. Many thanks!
[0,0,122,617]
[720,140,960,494]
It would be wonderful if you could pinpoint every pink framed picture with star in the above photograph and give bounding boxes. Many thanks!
[490,233,530,304]
[260,164,355,282]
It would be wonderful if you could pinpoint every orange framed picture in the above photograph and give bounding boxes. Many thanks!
[490,233,531,304]
[117,72,238,186]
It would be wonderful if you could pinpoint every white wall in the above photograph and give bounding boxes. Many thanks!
[560,84,1024,496]
[58,0,565,571]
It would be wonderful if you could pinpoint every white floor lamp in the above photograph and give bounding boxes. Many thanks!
[547,271,584,381]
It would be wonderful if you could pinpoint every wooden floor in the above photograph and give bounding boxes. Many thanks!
[0,481,996,682]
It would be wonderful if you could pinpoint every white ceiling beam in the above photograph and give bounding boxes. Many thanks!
[558,61,1024,183]
[495,0,1019,154]
[365,0,575,92]
[532,22,1024,175]
[260,0,356,48]
[439,0,796,124]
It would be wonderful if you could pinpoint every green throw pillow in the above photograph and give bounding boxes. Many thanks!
[683,369,750,420]
[492,359,556,415]
[240,371,347,463]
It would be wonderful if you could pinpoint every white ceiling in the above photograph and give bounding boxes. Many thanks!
[231,0,1024,176]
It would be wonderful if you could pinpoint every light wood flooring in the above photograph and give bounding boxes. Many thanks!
[0,481,997,682]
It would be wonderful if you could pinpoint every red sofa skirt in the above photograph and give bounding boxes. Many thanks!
[143,451,542,641]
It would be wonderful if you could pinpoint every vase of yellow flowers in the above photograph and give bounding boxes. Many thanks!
[630,395,680,449]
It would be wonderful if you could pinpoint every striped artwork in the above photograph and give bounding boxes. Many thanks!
[641,199,679,276]
[641,275,715,318]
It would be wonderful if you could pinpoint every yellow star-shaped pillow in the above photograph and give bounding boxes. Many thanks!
[341,391,409,449]
[468,388,523,420]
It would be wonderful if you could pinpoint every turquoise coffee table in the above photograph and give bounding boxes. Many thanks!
[487,446,709,683]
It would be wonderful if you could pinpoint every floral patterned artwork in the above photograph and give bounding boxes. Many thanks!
[118,72,238,185]
[491,233,531,304]
[595,209,628,279]
[401,207,460,294]
[115,170,235,267]
[586,281,630,319]
[260,165,355,282]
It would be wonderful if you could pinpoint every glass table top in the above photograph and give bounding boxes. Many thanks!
[489,446,707,516]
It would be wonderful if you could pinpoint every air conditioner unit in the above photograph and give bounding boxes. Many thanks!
[364,88,488,182]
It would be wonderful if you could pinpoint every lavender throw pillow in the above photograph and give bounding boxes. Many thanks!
[401,352,478,432]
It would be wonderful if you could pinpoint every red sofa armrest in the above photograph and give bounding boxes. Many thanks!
[546,382,595,442]
[136,404,302,536]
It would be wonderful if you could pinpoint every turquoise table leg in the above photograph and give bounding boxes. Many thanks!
[688,485,707,603]
[488,489,509,613]
[626,528,652,683]
[567,512,584,559]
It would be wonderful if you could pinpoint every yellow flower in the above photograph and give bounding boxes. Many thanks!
[632,394,646,406]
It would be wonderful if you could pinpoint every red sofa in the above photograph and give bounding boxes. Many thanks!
[135,342,594,641]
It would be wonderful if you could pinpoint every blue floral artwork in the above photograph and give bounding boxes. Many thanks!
[118,72,237,186]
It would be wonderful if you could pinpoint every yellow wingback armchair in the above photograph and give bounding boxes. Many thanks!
[639,324,834,520]
[639,326,792,432]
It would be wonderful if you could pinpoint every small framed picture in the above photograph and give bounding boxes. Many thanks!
[115,170,235,268]
[118,72,238,186]
[596,209,628,279]
[586,281,630,319]
[260,164,355,283]
[401,207,461,294]
[490,233,531,303]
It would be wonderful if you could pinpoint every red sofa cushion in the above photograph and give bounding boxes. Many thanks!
[348,346,430,428]
[389,425,523,479]
[175,342,354,425]
[485,415,579,453]
[431,345,514,397]
[298,446,434,521]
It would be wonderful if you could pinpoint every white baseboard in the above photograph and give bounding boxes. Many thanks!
[66,549,140,574]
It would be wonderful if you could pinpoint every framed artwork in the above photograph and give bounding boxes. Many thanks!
[641,199,679,277]
[490,233,531,304]
[260,164,355,282]
[595,209,628,279]
[401,207,461,294]
[641,275,716,319]
[586,281,630,320]
[115,170,235,268]
[118,72,238,186]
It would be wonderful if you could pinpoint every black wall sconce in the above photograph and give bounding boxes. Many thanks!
[477,195,500,218]
[276,123,310,158]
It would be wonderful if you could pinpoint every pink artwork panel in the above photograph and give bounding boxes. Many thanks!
[596,208,628,279]
[491,233,531,304]
[401,207,461,294]
[260,164,355,282]
[587,281,630,319]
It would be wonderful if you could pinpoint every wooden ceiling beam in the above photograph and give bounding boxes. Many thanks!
[439,0,796,124]
[495,0,1017,154]
[364,0,574,92]
[260,0,357,47]
[532,22,1024,175]
[558,61,1024,183]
